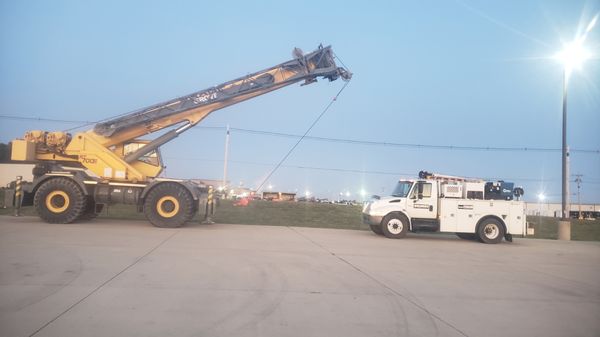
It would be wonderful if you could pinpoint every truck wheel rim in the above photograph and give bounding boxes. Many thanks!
[483,223,499,239]
[387,219,403,234]
[46,191,70,213]
[157,196,179,218]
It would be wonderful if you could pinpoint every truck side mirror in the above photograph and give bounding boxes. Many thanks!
[417,183,423,200]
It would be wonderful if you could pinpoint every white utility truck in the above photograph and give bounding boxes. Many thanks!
[362,171,527,244]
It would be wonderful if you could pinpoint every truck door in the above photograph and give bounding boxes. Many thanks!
[408,181,437,219]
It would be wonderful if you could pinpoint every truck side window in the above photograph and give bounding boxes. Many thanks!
[422,183,432,198]
[413,182,432,199]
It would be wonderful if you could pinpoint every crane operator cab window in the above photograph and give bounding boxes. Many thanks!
[410,182,432,199]
[124,142,161,166]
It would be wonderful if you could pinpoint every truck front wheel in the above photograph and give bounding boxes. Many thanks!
[144,183,195,228]
[381,213,408,239]
[477,218,505,244]
[34,177,86,224]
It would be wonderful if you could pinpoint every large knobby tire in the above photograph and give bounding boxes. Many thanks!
[381,213,409,239]
[477,218,505,244]
[34,177,86,224]
[144,183,195,228]
[369,224,384,235]
[456,233,477,240]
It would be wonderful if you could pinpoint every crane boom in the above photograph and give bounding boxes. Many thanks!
[94,46,349,139]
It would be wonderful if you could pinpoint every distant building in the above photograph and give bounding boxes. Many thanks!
[0,163,34,186]
[187,179,254,198]
[525,202,600,219]
[188,179,226,189]
[262,191,296,201]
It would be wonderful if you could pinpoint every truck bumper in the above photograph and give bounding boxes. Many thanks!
[362,213,383,226]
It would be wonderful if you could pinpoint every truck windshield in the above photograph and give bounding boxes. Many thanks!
[391,181,412,197]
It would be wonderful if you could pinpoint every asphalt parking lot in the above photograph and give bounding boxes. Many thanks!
[1,216,599,337]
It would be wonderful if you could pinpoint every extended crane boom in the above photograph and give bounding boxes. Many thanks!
[9,45,351,227]
[94,45,350,165]
[95,46,349,138]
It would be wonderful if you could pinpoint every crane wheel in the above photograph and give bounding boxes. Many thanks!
[144,183,194,228]
[34,177,86,224]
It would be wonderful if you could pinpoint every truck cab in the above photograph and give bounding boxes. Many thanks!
[362,172,527,244]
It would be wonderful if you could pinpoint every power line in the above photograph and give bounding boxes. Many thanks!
[2,114,599,154]
[255,80,351,192]
[222,127,599,154]
[164,156,600,185]
[0,115,92,124]
[167,156,409,176]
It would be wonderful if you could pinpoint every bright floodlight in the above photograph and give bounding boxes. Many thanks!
[556,40,591,72]
[537,193,546,201]
[555,13,597,73]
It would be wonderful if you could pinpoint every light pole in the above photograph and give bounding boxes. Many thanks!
[574,174,583,219]
[222,125,230,194]
[554,14,596,240]
[559,65,570,240]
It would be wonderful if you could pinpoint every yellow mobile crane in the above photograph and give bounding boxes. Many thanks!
[9,45,351,227]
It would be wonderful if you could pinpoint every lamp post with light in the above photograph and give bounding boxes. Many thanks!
[554,14,596,240]
[537,193,546,232]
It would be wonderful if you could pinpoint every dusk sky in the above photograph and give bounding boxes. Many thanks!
[1,0,599,203]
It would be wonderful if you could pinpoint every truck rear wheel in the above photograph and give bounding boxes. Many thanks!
[381,213,408,239]
[369,224,383,235]
[34,177,86,224]
[477,218,505,244]
[144,182,194,228]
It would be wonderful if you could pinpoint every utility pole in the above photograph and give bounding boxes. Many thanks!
[574,174,583,219]
[222,125,230,196]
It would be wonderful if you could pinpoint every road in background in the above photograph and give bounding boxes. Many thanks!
[1,217,599,337]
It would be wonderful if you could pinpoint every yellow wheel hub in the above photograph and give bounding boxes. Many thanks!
[156,196,179,218]
[46,190,70,213]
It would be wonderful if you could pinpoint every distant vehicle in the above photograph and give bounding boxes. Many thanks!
[233,197,249,207]
[362,171,530,244]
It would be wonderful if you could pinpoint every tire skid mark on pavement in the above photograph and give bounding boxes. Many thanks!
[27,231,179,337]
[289,227,462,337]
[0,247,83,312]
[196,258,288,336]
[231,262,289,335]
